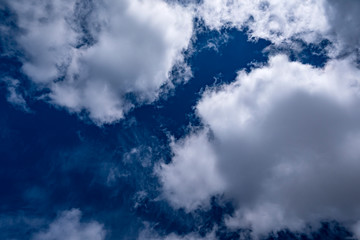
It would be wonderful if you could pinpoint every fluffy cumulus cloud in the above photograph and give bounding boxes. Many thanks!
[32,209,105,240]
[158,55,360,238]
[197,0,360,53]
[7,0,193,124]
[157,132,226,211]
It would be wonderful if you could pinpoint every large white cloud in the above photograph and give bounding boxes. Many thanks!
[158,55,360,238]
[8,0,194,124]
[32,209,106,240]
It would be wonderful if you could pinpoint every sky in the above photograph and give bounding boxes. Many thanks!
[1,0,360,239]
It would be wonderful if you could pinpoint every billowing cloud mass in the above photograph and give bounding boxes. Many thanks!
[158,55,360,237]
[7,0,193,124]
[32,209,105,240]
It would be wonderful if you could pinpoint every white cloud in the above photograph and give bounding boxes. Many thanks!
[159,55,360,237]
[8,0,194,124]
[197,0,360,53]
[197,0,328,44]
[157,132,226,212]
[9,0,77,84]
[32,209,106,240]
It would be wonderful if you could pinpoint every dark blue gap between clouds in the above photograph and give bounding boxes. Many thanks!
[0,12,341,239]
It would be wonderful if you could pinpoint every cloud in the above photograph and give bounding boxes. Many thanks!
[157,132,226,212]
[7,0,360,125]
[197,0,360,53]
[352,221,360,239]
[32,209,106,240]
[7,0,194,124]
[2,78,30,112]
[158,55,360,238]
[197,0,328,44]
[138,223,217,240]
[325,0,360,52]
[7,0,77,83]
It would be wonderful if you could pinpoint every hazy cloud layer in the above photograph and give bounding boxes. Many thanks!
[6,0,193,124]
[158,55,360,238]
[32,209,105,240]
